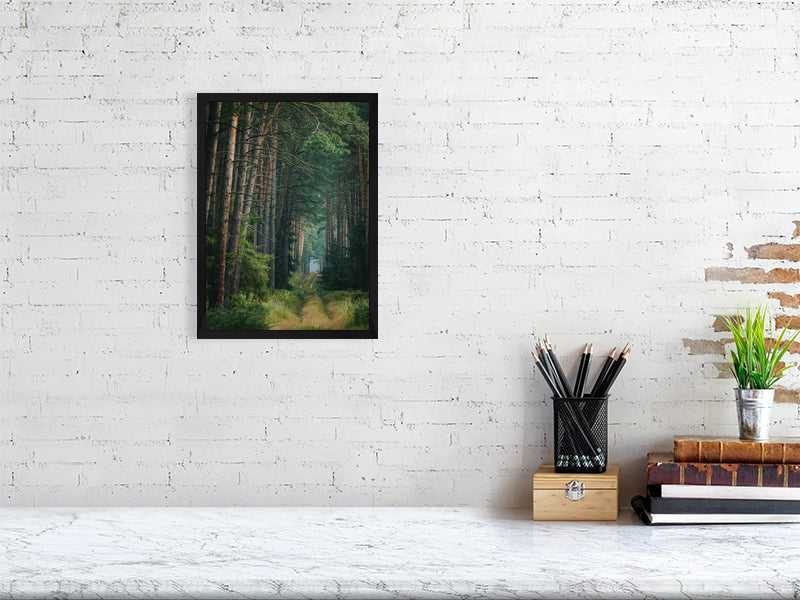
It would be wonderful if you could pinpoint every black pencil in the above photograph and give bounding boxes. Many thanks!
[538,343,567,398]
[535,347,577,463]
[536,341,551,377]
[532,351,561,398]
[573,343,591,398]
[572,343,586,397]
[544,335,572,397]
[558,408,593,466]
[552,340,604,464]
[589,347,616,398]
[538,341,568,397]
[598,346,629,397]
[597,343,629,396]
[538,349,585,464]
[538,340,586,463]
[561,399,604,464]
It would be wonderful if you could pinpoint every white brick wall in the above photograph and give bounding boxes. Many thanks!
[1,0,800,507]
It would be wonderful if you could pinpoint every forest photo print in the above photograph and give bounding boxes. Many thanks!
[197,94,377,338]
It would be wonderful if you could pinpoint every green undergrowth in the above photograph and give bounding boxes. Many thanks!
[206,274,370,331]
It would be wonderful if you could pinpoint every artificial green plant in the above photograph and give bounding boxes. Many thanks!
[724,306,800,390]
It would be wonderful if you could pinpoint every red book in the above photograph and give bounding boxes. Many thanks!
[673,435,800,464]
[647,452,800,487]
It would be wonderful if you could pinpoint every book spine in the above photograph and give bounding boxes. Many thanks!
[630,495,652,525]
[647,495,800,514]
[674,439,800,464]
[649,483,800,500]
[647,461,800,487]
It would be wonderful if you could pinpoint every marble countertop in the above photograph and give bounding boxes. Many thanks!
[1,507,798,599]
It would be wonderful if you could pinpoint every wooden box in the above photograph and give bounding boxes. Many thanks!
[533,465,619,521]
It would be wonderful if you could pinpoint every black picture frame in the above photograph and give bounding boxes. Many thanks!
[197,93,378,339]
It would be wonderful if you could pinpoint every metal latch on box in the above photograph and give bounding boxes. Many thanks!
[564,480,584,501]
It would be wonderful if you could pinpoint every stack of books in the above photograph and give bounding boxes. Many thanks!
[632,435,800,525]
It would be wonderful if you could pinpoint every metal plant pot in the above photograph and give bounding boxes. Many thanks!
[735,388,775,441]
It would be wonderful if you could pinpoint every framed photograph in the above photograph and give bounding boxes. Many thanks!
[197,93,378,339]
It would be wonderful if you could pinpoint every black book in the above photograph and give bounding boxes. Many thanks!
[647,492,800,514]
[631,495,800,525]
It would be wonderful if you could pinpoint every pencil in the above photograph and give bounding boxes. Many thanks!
[540,340,587,462]
[559,413,592,467]
[544,335,572,398]
[556,407,588,466]
[532,351,561,398]
[572,343,586,397]
[598,346,629,397]
[589,347,616,398]
[536,341,551,376]
[597,344,629,395]
[535,346,583,464]
[573,343,591,398]
[538,341,568,398]
[561,400,604,465]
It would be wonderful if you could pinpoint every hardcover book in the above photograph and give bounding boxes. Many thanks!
[645,489,800,514]
[674,435,800,464]
[631,495,800,525]
[647,452,800,487]
[649,483,800,501]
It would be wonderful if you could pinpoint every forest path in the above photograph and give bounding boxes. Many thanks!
[267,273,350,330]
[297,272,318,294]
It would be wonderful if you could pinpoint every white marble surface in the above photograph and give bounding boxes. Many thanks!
[0,507,799,599]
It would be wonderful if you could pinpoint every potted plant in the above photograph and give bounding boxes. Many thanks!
[724,306,799,441]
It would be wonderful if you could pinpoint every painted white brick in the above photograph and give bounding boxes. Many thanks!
[731,26,797,49]
[301,4,393,29]
[7,259,79,282]
[361,29,456,54]
[2,0,800,509]
[746,148,800,173]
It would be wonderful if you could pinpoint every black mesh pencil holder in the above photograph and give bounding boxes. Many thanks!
[553,396,608,473]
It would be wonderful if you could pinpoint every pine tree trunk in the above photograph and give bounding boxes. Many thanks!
[267,104,280,288]
[212,102,239,309]
[253,104,268,252]
[253,167,260,251]
[280,211,291,289]
[297,224,305,274]
[229,110,247,216]
[257,135,267,254]
[205,101,221,229]
[362,140,369,286]
[225,103,253,305]
[231,112,267,299]
[256,129,269,254]
[337,176,344,253]
[275,149,296,290]
[325,189,331,253]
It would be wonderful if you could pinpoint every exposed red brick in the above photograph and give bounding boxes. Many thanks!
[682,338,728,355]
[705,267,800,284]
[709,362,797,378]
[714,363,735,379]
[794,221,800,239]
[775,388,800,404]
[713,315,741,332]
[768,292,800,309]
[766,339,800,354]
[746,243,800,262]
[774,361,798,374]
[716,358,797,379]
[775,315,800,330]
[716,314,800,331]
